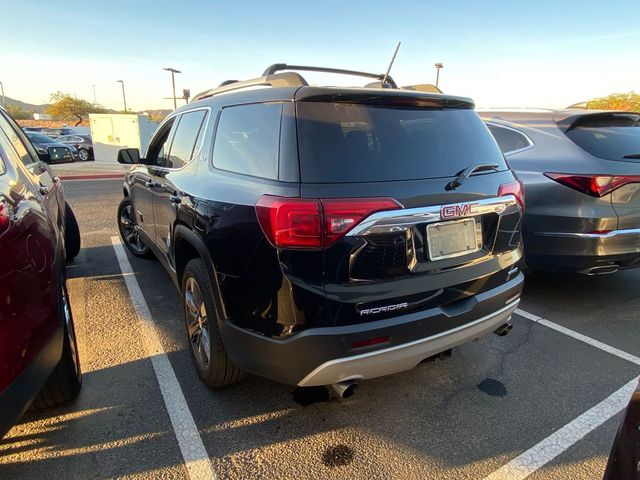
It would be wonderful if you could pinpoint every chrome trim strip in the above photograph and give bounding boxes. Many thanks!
[535,228,640,239]
[298,299,520,386]
[347,196,518,237]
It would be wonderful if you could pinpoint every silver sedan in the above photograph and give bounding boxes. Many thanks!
[480,109,640,275]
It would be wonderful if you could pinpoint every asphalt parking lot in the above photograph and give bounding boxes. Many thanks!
[1,178,639,480]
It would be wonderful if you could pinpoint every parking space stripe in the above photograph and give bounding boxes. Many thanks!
[111,237,217,480]
[515,308,640,366]
[484,375,639,480]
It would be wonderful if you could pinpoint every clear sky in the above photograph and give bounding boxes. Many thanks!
[1,0,638,111]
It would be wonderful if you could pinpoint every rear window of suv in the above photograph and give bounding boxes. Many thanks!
[563,113,640,162]
[296,103,507,183]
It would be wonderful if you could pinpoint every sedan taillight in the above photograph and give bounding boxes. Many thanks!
[256,195,402,249]
[545,173,640,197]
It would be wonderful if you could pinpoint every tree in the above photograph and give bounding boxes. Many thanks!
[587,92,640,111]
[45,92,106,125]
[6,105,33,120]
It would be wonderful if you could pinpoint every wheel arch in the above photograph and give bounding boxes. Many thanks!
[173,225,228,321]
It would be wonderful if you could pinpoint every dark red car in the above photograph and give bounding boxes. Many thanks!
[0,106,82,438]
[603,378,640,480]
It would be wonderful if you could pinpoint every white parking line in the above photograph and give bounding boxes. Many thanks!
[111,237,217,480]
[484,376,638,480]
[516,308,640,366]
[482,308,640,480]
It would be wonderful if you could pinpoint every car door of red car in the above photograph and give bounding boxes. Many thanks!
[0,124,59,395]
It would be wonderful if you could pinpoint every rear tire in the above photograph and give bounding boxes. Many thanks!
[32,281,82,409]
[182,258,245,388]
[64,202,81,262]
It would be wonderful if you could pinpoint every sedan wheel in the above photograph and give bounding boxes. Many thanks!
[78,148,90,161]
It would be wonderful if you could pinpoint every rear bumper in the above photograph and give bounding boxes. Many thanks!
[528,228,640,272]
[220,272,523,386]
[298,299,518,386]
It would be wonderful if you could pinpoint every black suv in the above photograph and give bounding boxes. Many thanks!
[117,64,524,395]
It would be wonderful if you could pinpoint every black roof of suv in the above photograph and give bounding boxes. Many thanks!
[117,64,525,393]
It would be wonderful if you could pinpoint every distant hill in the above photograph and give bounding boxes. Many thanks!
[2,96,48,113]
[2,95,171,120]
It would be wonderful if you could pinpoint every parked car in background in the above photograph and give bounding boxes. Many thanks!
[23,127,78,138]
[25,132,78,163]
[480,109,640,275]
[57,134,93,161]
[116,64,524,397]
[0,106,82,438]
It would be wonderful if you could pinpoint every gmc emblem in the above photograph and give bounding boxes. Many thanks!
[440,202,479,219]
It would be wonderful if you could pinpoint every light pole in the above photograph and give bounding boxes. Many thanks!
[434,63,443,88]
[92,84,97,104]
[116,80,127,112]
[163,67,181,110]
[0,81,5,109]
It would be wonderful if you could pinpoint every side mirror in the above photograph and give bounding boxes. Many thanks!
[117,148,142,164]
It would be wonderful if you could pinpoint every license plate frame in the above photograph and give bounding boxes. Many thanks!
[426,218,482,261]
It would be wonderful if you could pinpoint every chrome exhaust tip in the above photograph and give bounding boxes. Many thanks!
[493,323,513,337]
[582,264,619,275]
[331,380,359,399]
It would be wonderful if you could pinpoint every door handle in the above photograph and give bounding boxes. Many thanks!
[145,179,158,188]
[39,185,50,195]
[169,193,182,204]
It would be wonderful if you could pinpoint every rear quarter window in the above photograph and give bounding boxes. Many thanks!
[212,103,282,180]
[296,103,507,183]
[486,124,533,154]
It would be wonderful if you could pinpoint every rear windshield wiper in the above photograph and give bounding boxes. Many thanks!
[623,153,640,159]
[445,163,499,191]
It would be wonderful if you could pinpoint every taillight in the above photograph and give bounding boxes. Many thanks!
[544,173,640,197]
[0,201,10,235]
[256,195,402,249]
[498,179,525,210]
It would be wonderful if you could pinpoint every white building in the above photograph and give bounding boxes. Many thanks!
[89,114,158,163]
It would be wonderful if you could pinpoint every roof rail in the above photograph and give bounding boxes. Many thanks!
[191,63,401,103]
[262,63,398,89]
[191,71,308,102]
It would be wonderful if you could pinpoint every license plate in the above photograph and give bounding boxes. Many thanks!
[426,218,482,261]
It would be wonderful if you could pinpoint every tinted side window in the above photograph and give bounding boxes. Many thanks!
[146,118,176,167]
[165,110,207,169]
[212,103,282,179]
[0,128,23,171]
[0,112,37,166]
[487,124,532,154]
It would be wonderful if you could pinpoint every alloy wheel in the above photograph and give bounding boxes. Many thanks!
[184,277,211,369]
[119,204,147,254]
